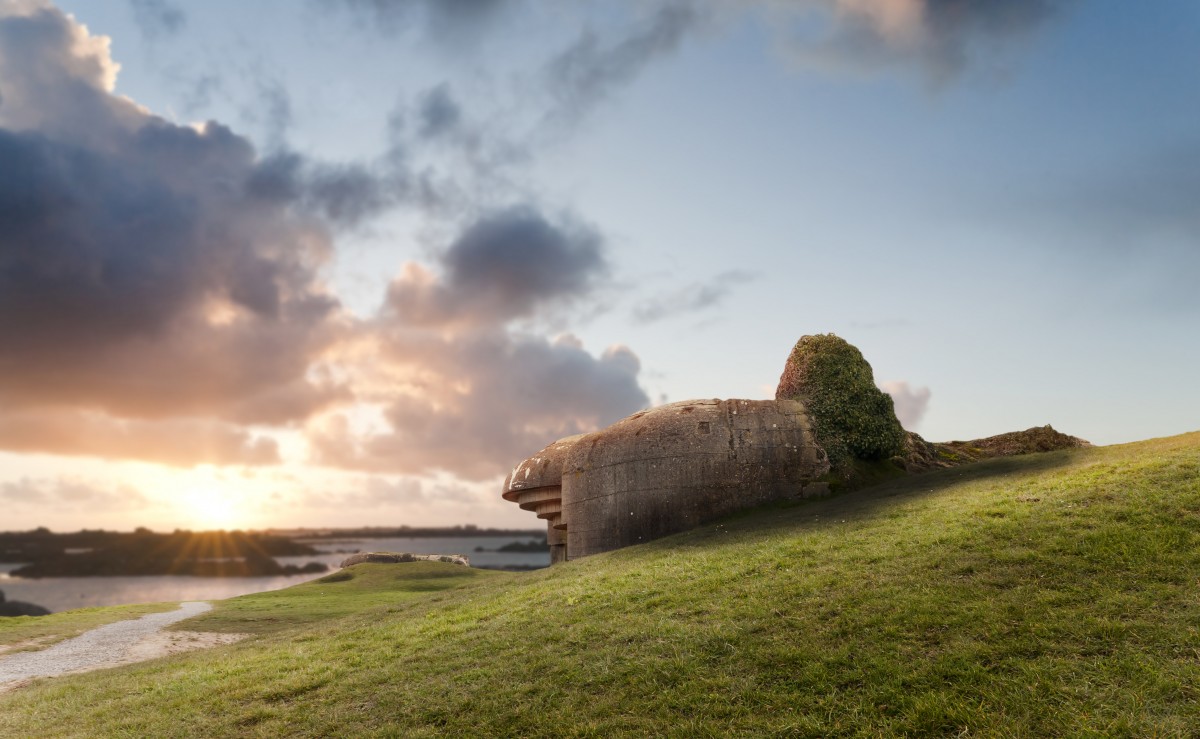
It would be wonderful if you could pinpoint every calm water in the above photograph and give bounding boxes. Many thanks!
[0,536,548,613]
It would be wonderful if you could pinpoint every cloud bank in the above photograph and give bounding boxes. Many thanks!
[310,207,648,480]
[0,2,649,478]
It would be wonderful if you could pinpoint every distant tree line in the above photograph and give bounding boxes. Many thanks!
[0,529,327,578]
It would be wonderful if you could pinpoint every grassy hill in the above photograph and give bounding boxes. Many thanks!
[2,432,1199,736]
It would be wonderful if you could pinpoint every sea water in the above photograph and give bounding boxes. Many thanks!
[0,536,548,613]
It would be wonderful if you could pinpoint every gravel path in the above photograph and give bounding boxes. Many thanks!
[0,602,213,687]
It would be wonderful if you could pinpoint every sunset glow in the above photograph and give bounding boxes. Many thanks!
[0,1,1196,534]
[179,489,243,532]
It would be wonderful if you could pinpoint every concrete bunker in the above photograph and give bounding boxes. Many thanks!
[502,397,833,561]
[501,334,884,561]
[502,435,581,564]
[501,333,1088,561]
[561,398,830,559]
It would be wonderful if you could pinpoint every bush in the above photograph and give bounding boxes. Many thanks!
[776,333,907,471]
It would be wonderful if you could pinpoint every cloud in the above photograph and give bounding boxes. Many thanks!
[297,476,478,509]
[633,270,757,324]
[247,150,409,230]
[880,380,931,430]
[386,84,533,212]
[544,3,700,125]
[309,332,648,479]
[415,83,462,139]
[0,4,348,431]
[0,477,151,511]
[247,76,293,149]
[128,0,185,41]
[309,206,646,480]
[0,4,648,482]
[320,0,512,44]
[0,410,279,467]
[770,0,1074,80]
[385,206,608,327]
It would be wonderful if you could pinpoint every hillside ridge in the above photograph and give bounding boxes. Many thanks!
[2,431,1198,736]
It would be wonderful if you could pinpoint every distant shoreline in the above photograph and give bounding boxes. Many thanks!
[1,526,546,539]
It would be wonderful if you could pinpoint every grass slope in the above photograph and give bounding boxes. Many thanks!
[2,432,1198,736]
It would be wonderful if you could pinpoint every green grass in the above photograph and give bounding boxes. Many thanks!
[0,603,178,653]
[176,562,504,636]
[2,432,1199,736]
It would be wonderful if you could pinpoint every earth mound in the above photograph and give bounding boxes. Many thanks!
[903,425,1092,473]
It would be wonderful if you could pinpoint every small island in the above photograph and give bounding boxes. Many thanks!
[1,529,328,578]
[0,588,50,617]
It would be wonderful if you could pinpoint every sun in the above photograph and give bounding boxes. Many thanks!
[181,488,244,531]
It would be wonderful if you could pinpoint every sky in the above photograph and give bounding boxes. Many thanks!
[0,0,1196,533]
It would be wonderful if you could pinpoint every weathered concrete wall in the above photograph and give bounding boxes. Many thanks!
[560,399,829,559]
[503,435,581,560]
[547,525,567,565]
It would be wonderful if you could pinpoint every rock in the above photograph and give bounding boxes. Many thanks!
[0,589,51,617]
[901,426,1091,473]
[776,333,907,470]
[955,425,1091,457]
[338,552,470,568]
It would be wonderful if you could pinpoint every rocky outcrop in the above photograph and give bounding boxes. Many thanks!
[339,552,470,568]
[901,426,1091,473]
[0,589,50,617]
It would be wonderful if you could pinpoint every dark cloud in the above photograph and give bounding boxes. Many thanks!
[320,0,512,43]
[545,4,700,124]
[880,381,931,430]
[0,5,346,431]
[0,411,279,467]
[416,83,462,139]
[0,4,650,480]
[310,204,646,480]
[633,270,757,324]
[248,151,407,230]
[128,0,185,41]
[386,206,607,327]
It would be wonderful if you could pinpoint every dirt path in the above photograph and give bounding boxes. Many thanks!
[0,602,245,692]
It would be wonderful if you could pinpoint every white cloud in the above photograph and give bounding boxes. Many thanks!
[880,380,931,430]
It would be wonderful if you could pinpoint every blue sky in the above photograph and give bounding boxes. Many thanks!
[2,0,1197,531]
